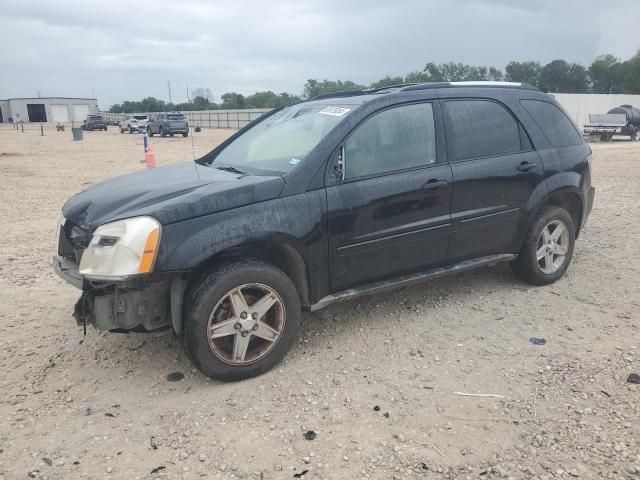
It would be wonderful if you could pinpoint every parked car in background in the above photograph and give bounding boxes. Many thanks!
[147,112,189,137]
[120,114,149,134]
[82,115,107,131]
[54,81,594,381]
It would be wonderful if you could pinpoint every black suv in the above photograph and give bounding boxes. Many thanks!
[53,82,595,381]
[147,112,189,137]
[82,115,107,131]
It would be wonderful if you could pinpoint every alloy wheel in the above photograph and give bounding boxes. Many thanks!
[536,220,569,274]
[207,283,286,365]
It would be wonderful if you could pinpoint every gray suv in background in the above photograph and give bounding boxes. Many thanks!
[147,112,189,137]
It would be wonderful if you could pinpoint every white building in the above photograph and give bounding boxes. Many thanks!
[0,97,98,123]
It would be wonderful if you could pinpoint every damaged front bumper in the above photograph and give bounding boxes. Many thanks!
[53,255,184,334]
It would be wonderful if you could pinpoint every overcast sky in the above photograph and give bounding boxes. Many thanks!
[1,0,639,108]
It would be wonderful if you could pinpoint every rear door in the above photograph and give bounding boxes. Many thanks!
[442,98,544,261]
[326,101,453,291]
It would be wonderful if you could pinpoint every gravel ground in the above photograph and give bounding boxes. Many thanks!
[0,125,638,480]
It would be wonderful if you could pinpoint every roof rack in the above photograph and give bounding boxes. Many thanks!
[309,90,368,101]
[400,81,539,92]
[308,81,540,101]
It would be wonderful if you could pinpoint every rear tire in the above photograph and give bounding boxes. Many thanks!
[129,126,133,134]
[160,127,166,137]
[183,132,188,137]
[183,260,300,381]
[511,206,575,286]
[120,127,124,134]
[148,128,154,137]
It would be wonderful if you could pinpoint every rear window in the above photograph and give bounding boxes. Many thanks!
[168,114,185,120]
[443,100,526,161]
[520,100,583,147]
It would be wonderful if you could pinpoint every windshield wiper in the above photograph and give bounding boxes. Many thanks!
[216,165,248,175]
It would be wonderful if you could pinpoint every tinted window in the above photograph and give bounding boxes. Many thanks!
[345,103,436,179]
[168,114,185,120]
[521,100,583,147]
[444,100,523,161]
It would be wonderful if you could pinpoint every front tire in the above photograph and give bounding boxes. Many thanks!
[148,128,154,137]
[511,206,575,286]
[183,260,301,381]
[120,127,124,134]
[160,127,166,137]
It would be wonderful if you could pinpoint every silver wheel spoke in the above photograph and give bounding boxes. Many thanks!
[228,288,249,317]
[554,244,567,255]
[541,227,551,243]
[536,245,546,261]
[232,333,251,362]
[252,321,280,342]
[544,252,554,270]
[550,223,565,242]
[250,292,278,320]
[210,319,238,339]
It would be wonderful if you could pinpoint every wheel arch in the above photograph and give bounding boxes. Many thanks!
[522,184,584,249]
[171,236,311,336]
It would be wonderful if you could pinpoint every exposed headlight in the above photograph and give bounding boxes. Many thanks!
[79,216,161,280]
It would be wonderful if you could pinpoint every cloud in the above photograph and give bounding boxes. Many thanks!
[1,0,638,107]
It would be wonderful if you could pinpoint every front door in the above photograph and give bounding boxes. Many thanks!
[441,98,545,261]
[327,102,453,291]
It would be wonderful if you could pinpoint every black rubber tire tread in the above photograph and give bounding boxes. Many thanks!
[183,260,300,381]
[511,205,576,286]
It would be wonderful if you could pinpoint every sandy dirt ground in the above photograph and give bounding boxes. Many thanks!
[0,124,638,480]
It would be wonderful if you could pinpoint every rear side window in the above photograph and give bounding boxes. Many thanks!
[520,100,583,147]
[345,103,436,179]
[443,100,526,161]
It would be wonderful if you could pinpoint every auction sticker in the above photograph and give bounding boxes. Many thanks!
[319,107,351,117]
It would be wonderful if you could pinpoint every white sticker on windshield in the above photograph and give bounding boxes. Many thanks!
[289,158,302,165]
[318,107,351,117]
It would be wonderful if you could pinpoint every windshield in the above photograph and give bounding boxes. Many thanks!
[210,104,352,174]
[168,114,185,120]
[133,115,148,120]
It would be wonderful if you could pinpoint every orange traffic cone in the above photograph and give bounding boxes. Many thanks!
[145,147,156,168]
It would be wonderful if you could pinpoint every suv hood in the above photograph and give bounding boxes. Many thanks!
[62,161,285,230]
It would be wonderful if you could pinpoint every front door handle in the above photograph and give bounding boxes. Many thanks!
[517,161,537,172]
[423,178,448,191]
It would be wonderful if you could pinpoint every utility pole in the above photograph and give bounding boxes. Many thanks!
[168,81,173,104]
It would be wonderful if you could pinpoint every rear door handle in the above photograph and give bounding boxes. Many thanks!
[423,178,448,191]
[517,161,537,172]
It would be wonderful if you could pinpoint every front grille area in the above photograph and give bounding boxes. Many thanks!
[58,221,92,265]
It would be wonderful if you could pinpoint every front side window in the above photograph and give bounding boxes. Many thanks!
[211,104,352,174]
[443,99,525,161]
[345,103,436,179]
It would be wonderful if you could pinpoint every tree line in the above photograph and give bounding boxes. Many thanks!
[109,51,640,113]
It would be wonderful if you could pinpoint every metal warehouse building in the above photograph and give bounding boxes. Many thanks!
[0,97,98,123]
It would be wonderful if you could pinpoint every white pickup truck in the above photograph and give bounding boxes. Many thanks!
[119,114,149,134]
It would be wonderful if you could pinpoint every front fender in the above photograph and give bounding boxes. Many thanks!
[155,190,328,283]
